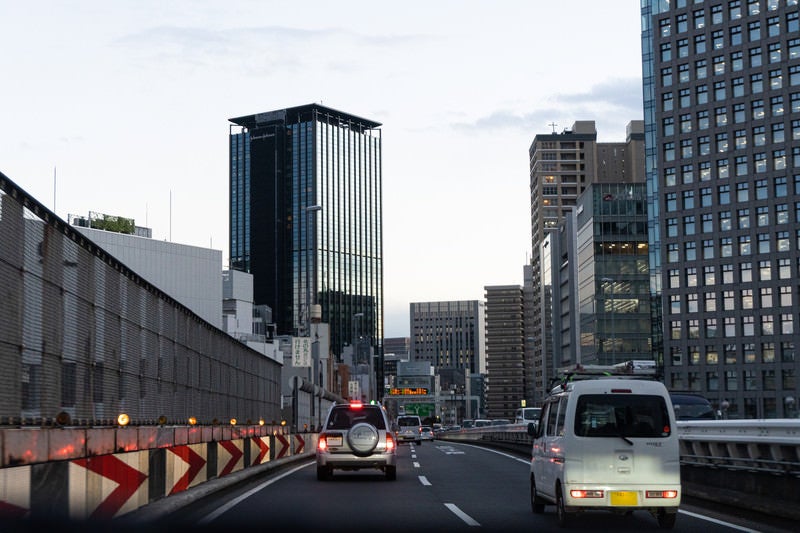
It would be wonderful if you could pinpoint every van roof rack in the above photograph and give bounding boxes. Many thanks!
[548,360,658,394]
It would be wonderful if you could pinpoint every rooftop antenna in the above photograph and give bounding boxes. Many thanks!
[548,122,558,133]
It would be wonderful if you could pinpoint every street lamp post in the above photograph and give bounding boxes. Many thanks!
[601,277,615,362]
[304,204,322,427]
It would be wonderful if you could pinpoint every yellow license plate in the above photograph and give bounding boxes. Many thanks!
[327,436,342,446]
[610,491,638,506]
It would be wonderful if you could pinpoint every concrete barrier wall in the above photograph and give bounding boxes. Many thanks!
[0,425,317,521]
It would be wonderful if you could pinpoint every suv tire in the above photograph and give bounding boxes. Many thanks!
[347,422,379,456]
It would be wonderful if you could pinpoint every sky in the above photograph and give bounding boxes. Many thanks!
[0,0,644,338]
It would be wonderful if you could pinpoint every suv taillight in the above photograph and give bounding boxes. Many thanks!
[385,434,395,451]
[318,436,328,451]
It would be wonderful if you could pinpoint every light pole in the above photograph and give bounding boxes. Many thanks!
[304,204,322,427]
[601,277,615,363]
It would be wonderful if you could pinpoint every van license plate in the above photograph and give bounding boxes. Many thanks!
[327,436,342,446]
[610,491,638,506]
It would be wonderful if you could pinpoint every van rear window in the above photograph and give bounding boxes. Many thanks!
[574,394,671,438]
[397,416,420,426]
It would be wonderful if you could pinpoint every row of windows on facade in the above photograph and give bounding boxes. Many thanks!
[667,257,796,287]
[662,49,796,89]
[671,340,795,362]
[667,204,800,242]
[663,119,799,162]
[664,173,798,209]
[660,0,794,35]
[670,370,795,396]
[670,282,795,311]
[661,86,800,125]
[670,313,797,339]
[660,12,799,61]
[663,74,800,115]
[666,227,797,258]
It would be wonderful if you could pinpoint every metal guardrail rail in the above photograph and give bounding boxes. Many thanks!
[439,419,800,475]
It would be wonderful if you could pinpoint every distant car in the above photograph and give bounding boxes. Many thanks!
[316,401,397,481]
[670,392,718,420]
[420,426,434,441]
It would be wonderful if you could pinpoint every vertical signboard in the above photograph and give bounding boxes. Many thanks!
[292,336,312,367]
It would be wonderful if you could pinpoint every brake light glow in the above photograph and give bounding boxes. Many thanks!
[350,401,363,409]
[646,490,679,499]
[570,490,604,498]
[318,436,328,451]
[385,434,395,451]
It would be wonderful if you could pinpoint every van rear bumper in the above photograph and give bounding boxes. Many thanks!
[563,484,682,510]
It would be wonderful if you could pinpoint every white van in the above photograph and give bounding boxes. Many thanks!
[528,373,681,528]
[395,415,422,444]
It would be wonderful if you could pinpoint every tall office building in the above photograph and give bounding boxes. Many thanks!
[409,301,486,380]
[484,285,524,420]
[642,0,800,418]
[229,104,383,371]
[527,121,645,401]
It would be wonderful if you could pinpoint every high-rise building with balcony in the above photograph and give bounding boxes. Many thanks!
[228,104,383,372]
[527,120,645,402]
[642,0,800,418]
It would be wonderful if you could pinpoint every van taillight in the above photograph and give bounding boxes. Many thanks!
[570,490,603,498]
[318,437,327,451]
[646,490,678,499]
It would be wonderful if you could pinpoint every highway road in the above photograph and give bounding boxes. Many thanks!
[161,440,796,533]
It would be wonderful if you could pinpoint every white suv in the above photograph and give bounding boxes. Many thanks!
[316,401,397,481]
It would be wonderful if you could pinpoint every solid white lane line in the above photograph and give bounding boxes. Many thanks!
[419,476,432,486]
[679,510,760,532]
[445,503,480,526]
[198,461,313,524]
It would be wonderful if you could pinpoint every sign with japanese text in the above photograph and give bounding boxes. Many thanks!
[292,336,312,367]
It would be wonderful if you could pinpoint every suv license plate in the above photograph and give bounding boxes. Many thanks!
[327,436,342,446]
[610,491,638,506]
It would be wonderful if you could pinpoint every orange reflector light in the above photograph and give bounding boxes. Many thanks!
[570,490,604,498]
[646,490,679,498]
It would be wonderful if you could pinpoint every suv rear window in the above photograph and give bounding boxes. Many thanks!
[326,406,386,430]
[574,394,671,438]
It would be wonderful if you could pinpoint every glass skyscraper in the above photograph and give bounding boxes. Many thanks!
[642,0,800,418]
[228,104,383,365]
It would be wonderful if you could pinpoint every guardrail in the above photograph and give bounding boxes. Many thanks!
[438,419,800,521]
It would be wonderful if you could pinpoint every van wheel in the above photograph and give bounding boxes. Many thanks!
[657,510,677,529]
[530,476,545,514]
[556,486,570,528]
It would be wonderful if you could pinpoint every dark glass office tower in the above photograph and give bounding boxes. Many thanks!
[229,104,383,363]
[642,0,800,418]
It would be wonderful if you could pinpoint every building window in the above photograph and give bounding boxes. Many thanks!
[774,150,786,171]
[757,205,769,226]
[722,236,733,257]
[701,187,713,207]
[661,43,672,62]
[771,95,784,116]
[704,264,716,283]
[782,314,794,335]
[739,234,751,256]
[734,129,747,150]
[775,176,788,197]
[722,263,734,283]
[699,136,710,156]
[761,315,774,336]
[702,213,713,233]
[694,9,706,29]
[748,20,761,41]
[751,72,763,93]
[761,287,773,308]
[696,58,708,79]
[685,240,697,260]
[732,77,745,97]
[739,208,751,229]
[711,4,723,24]
[670,294,681,314]
[665,167,676,186]
[713,55,726,76]
[741,261,753,282]
[705,291,717,312]
[770,69,784,90]
[697,110,709,130]
[760,259,772,281]
[750,46,762,67]
[718,184,731,204]
[781,286,793,307]
[758,232,771,254]
[716,106,728,126]
[777,230,790,251]
[735,156,748,177]
[717,159,729,178]
[725,371,738,392]
[769,42,782,64]
[684,215,696,235]
[664,142,675,161]
[752,99,765,120]
[730,25,742,46]
[713,81,725,101]
[755,178,768,199]
[669,269,680,288]
[680,114,693,133]
[733,103,746,123]
[753,125,766,146]
[663,93,674,112]
[679,88,691,108]
[743,315,755,337]
[773,123,785,144]
[677,13,688,33]
[686,267,698,287]
[736,181,749,202]
[678,38,689,58]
